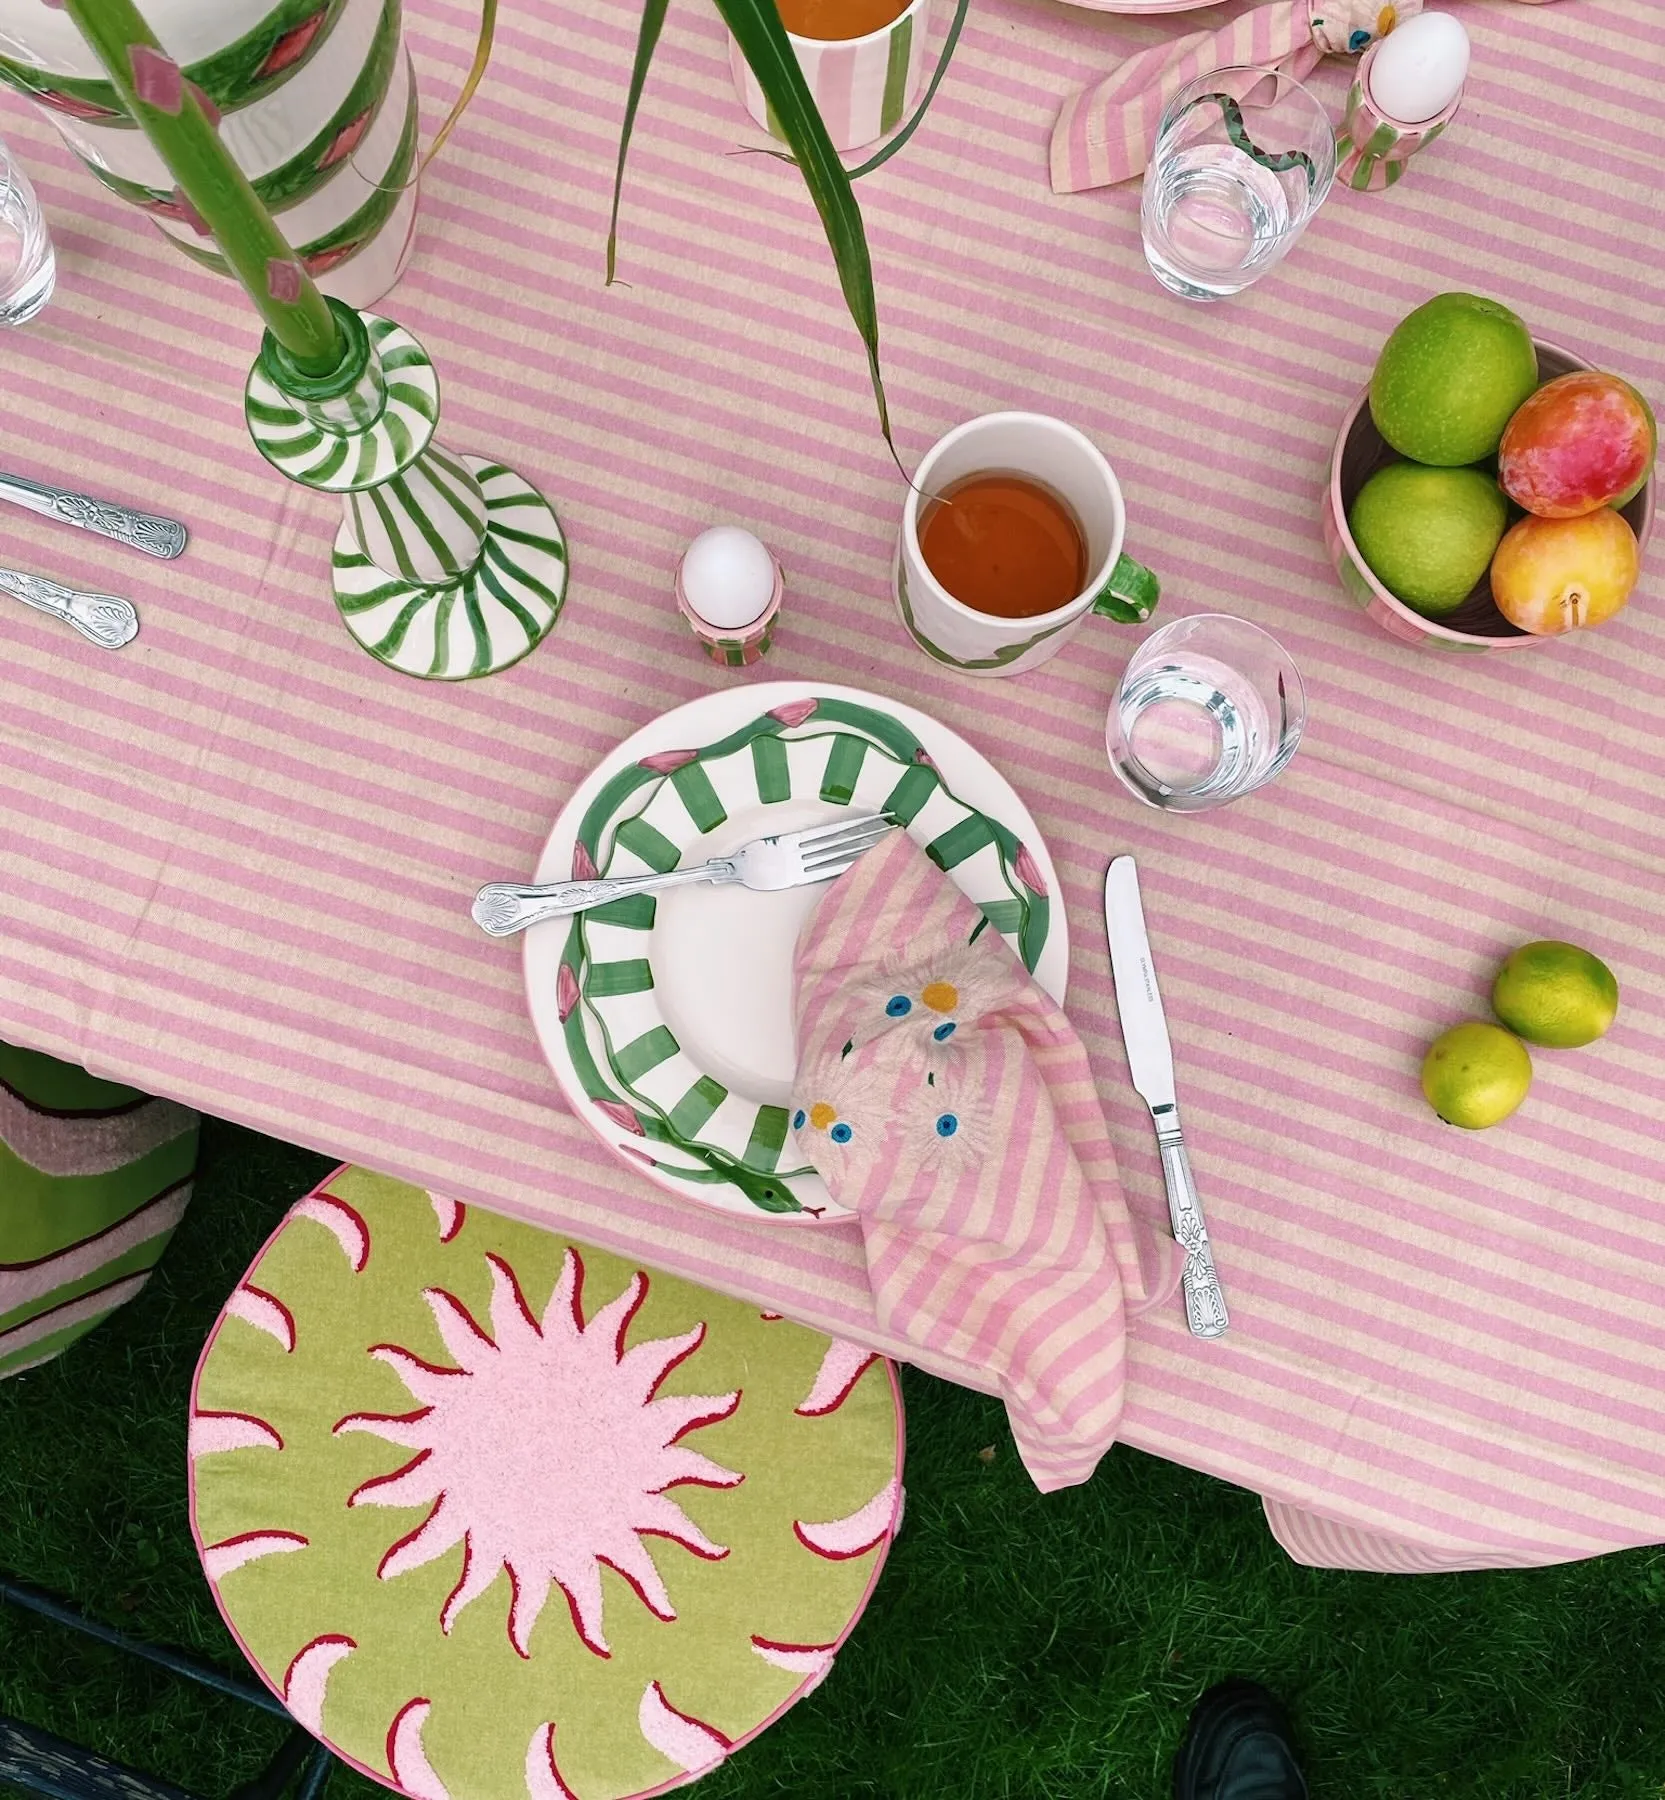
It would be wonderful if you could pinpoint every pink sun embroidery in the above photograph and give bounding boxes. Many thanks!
[335,1249,742,1660]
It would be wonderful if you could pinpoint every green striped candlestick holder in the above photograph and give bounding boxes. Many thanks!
[247,300,568,677]
[59,0,566,680]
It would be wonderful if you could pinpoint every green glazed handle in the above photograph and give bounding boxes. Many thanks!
[1091,552,1160,624]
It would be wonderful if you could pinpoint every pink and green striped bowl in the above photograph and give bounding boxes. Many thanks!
[1326,338,1656,653]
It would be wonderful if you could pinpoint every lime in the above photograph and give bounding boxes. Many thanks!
[1370,293,1539,467]
[1492,940,1619,1047]
[1349,462,1509,617]
[1421,1021,1533,1129]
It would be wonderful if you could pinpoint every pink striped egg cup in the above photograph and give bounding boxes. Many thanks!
[728,0,933,154]
[1326,338,1656,653]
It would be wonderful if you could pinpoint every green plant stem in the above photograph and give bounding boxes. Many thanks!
[60,0,342,375]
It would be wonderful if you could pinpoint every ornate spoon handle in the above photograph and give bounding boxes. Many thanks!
[0,565,139,649]
[0,470,187,560]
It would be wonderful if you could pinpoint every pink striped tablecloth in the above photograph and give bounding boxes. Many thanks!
[0,0,1660,1572]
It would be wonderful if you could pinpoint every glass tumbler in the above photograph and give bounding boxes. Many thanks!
[0,138,54,325]
[1106,613,1306,812]
[1140,67,1336,301]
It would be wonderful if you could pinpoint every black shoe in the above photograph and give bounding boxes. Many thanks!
[1172,1679,1308,1800]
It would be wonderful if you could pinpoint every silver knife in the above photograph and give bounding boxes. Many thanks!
[0,468,187,560]
[1105,855,1228,1339]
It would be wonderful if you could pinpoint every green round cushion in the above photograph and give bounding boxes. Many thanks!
[189,1167,902,1800]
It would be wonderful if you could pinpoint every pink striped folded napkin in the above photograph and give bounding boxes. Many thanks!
[791,832,1182,1493]
[1050,0,1561,195]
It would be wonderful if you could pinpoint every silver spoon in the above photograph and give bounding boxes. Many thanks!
[0,468,186,560]
[0,565,137,648]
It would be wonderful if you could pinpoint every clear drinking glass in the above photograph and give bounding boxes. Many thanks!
[1106,614,1306,812]
[0,139,55,326]
[1140,67,1336,302]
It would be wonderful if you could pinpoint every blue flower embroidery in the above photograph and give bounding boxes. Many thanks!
[885,995,912,1017]
[793,1109,807,1129]
[935,1113,959,1138]
[830,1121,853,1144]
[932,1021,956,1042]
[1348,26,1371,49]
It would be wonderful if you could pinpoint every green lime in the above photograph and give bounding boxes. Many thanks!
[1421,1021,1533,1129]
[1370,292,1539,466]
[1349,462,1509,617]
[1492,940,1619,1047]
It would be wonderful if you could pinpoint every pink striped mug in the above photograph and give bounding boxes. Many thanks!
[729,0,933,154]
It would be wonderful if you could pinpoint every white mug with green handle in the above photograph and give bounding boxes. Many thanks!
[893,411,1160,678]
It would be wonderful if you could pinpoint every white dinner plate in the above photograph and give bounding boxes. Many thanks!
[523,683,1068,1223]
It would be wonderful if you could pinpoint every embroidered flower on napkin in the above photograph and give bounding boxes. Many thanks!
[792,830,1182,1492]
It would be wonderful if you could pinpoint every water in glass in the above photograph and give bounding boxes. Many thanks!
[0,142,55,326]
[1107,614,1305,812]
[1142,143,1293,300]
[1140,68,1335,303]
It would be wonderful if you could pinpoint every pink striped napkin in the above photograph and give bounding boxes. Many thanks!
[791,832,1183,1492]
[1050,0,1560,194]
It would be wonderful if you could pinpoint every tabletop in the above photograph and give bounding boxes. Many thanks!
[0,0,1660,1571]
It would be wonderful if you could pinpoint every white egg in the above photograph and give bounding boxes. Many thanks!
[678,525,778,630]
[1367,12,1470,124]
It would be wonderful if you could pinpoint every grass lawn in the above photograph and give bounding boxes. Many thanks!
[3,1118,1664,1800]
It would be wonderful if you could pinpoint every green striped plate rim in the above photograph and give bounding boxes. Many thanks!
[553,694,1054,1220]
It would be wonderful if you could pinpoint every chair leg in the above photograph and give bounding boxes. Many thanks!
[226,1727,328,1800]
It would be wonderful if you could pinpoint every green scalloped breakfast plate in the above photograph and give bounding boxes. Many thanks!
[523,683,1067,1222]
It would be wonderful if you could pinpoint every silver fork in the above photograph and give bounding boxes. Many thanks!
[472,813,895,937]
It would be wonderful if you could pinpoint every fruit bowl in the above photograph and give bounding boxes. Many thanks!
[1326,340,1657,652]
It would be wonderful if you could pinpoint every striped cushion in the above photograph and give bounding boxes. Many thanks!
[0,1043,198,1378]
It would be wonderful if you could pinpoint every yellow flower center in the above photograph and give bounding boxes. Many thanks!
[1377,3,1397,33]
[809,1102,838,1130]
[921,981,959,1014]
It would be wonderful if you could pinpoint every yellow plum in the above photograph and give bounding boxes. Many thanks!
[1490,509,1639,635]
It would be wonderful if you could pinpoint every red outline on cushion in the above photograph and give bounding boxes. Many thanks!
[639,1526,728,1563]
[282,1632,356,1698]
[794,1353,878,1418]
[332,1405,432,1437]
[299,1195,369,1272]
[438,1531,473,1635]
[375,1492,447,1579]
[424,1286,494,1351]
[531,1723,580,1800]
[668,1389,740,1444]
[385,1697,431,1791]
[240,1284,297,1352]
[791,1517,889,1561]
[193,1408,283,1452]
[548,1570,609,1661]
[186,1166,908,1800]
[436,1200,467,1245]
[750,1635,836,1657]
[610,1273,648,1360]
[646,1321,705,1400]
[485,1252,541,1339]
[204,1528,307,1555]
[349,1448,433,1508]
[646,1681,733,1751]
[368,1344,466,1381]
[563,1248,586,1331]
[596,1553,676,1623]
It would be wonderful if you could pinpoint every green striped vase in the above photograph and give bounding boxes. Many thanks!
[0,1042,198,1380]
[0,0,418,308]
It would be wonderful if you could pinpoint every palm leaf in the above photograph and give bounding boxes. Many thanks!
[610,0,892,451]
[607,0,672,286]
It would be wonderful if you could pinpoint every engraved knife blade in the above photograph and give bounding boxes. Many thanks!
[1105,855,1229,1339]
[0,469,187,560]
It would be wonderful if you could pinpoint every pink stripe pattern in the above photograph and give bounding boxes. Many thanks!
[0,0,1659,1572]
[793,834,1182,1490]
